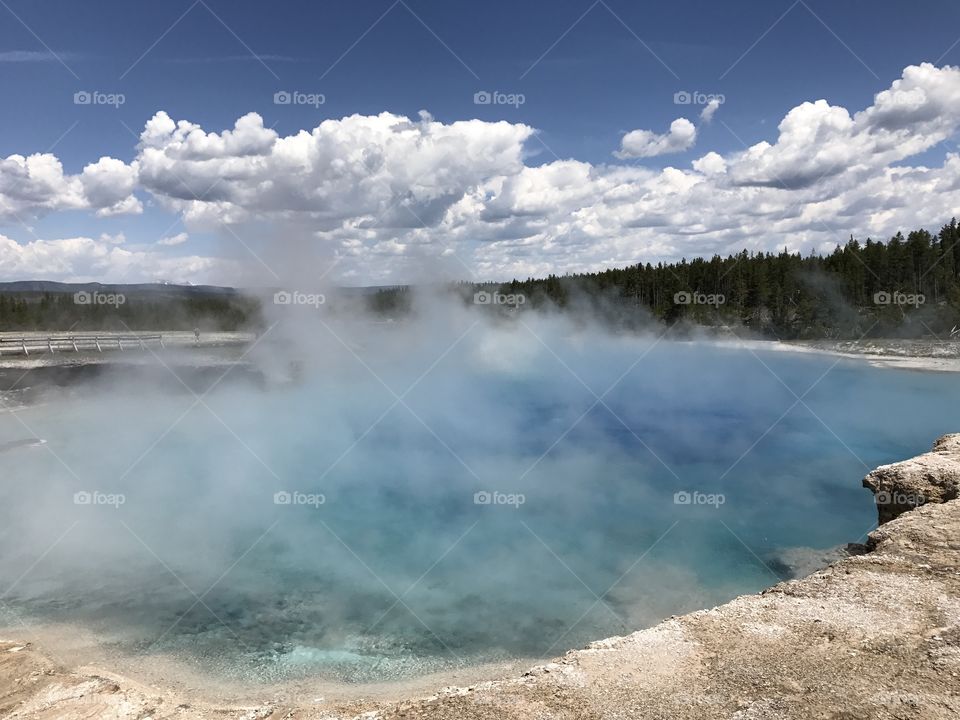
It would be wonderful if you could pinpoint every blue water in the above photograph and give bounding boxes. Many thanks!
[0,331,955,682]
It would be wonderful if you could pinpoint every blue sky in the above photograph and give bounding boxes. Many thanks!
[2,0,960,284]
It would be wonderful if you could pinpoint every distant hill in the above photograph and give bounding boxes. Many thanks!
[0,281,412,332]
[0,282,402,297]
[0,281,238,297]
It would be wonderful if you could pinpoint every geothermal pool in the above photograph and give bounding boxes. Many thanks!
[0,321,955,684]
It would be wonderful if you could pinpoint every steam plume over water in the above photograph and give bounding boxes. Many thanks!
[0,296,955,682]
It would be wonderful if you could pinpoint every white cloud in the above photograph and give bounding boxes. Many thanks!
[158,232,189,246]
[3,63,960,285]
[0,152,140,222]
[0,233,225,284]
[729,63,960,189]
[100,232,126,245]
[139,111,278,159]
[614,118,697,159]
[136,110,534,231]
[700,98,721,123]
[0,50,80,63]
[692,151,726,175]
[80,157,143,217]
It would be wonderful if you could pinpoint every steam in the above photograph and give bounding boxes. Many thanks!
[0,292,955,682]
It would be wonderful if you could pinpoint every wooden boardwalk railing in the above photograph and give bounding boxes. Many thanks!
[0,334,164,356]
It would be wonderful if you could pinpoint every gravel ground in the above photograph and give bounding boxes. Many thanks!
[783,339,960,372]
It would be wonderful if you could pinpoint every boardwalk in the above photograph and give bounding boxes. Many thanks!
[0,334,164,356]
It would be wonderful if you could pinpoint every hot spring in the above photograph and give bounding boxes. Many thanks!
[0,313,955,685]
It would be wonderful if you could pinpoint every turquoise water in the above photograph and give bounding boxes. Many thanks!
[0,329,955,682]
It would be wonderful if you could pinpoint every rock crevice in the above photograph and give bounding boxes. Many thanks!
[863,433,960,524]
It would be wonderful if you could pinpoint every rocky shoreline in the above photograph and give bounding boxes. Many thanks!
[2,437,959,718]
[784,339,960,373]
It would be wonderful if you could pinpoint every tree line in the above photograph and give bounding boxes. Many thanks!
[0,293,261,332]
[471,219,960,339]
[3,219,959,340]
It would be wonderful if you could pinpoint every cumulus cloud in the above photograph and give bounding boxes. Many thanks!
[3,63,960,285]
[614,118,697,159]
[139,111,278,159]
[80,158,142,217]
[158,232,189,246]
[728,63,960,189]
[692,152,726,175]
[0,153,140,222]
[700,98,721,123]
[0,233,224,283]
[100,232,126,245]
[136,110,534,231]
